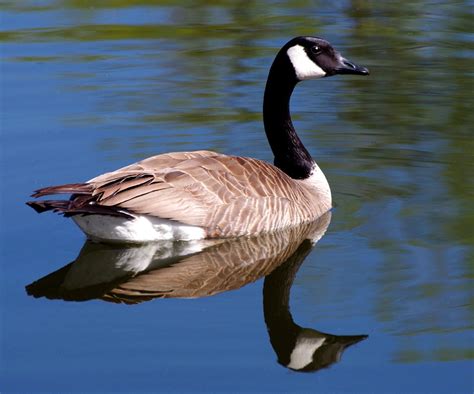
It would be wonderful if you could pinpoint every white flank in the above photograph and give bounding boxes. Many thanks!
[73,214,206,243]
[287,45,326,80]
[287,337,325,370]
[300,163,332,209]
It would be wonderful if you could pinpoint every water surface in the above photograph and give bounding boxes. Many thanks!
[1,1,473,392]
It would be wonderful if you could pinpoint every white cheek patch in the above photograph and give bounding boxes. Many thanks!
[287,45,326,80]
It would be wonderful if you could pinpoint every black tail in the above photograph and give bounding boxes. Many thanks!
[26,199,72,214]
[27,182,133,218]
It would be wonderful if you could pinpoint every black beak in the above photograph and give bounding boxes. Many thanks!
[335,58,369,76]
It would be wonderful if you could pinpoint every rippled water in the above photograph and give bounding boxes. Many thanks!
[1,1,473,392]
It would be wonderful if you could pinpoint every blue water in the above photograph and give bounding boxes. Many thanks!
[1,1,473,392]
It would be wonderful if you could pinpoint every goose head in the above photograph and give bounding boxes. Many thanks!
[280,36,369,82]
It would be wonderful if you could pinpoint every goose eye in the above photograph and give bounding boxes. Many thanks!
[310,45,321,55]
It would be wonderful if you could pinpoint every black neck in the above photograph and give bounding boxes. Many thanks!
[263,53,314,179]
[263,239,315,365]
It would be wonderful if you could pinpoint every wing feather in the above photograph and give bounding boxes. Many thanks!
[30,150,318,237]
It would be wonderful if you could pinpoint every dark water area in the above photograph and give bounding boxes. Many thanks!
[1,1,473,392]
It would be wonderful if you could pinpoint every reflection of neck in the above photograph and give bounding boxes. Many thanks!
[263,54,314,179]
[263,239,314,362]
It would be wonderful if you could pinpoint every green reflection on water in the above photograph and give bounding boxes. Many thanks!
[2,0,473,368]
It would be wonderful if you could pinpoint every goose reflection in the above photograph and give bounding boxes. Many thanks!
[27,211,367,371]
[263,227,367,372]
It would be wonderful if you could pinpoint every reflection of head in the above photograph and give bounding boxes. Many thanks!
[286,330,367,372]
[263,219,367,373]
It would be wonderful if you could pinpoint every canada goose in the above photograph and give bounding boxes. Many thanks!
[27,36,368,243]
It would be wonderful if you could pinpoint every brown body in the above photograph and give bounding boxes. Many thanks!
[28,150,331,238]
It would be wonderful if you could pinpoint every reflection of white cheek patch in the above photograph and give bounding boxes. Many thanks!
[287,45,326,80]
[287,337,326,370]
